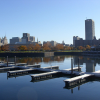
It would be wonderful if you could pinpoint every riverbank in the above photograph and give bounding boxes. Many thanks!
[0,51,83,57]
[1,51,100,57]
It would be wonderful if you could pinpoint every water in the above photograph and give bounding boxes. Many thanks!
[0,55,100,100]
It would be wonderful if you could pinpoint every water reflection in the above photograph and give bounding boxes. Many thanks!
[0,56,66,64]
[1,55,100,92]
[64,77,97,94]
[73,56,97,72]
[1,55,100,73]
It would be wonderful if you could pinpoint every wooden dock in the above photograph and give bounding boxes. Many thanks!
[2,57,100,91]
[7,65,59,77]
[0,67,19,72]
[31,71,60,80]
[61,67,82,72]
[7,69,35,76]
[64,74,94,87]
[0,62,27,67]
[26,64,41,68]
[32,66,59,72]
[42,65,59,69]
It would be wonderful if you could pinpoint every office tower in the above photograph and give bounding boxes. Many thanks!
[21,33,30,43]
[30,36,35,42]
[85,19,95,40]
[10,37,21,44]
[73,36,80,46]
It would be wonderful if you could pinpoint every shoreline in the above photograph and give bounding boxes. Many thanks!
[0,51,99,57]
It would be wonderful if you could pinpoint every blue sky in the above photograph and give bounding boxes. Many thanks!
[0,0,100,44]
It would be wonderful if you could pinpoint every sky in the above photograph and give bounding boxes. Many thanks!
[0,0,100,44]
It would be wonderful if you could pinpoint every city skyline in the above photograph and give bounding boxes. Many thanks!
[0,0,100,44]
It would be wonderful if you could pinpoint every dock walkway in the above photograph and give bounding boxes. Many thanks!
[7,69,35,76]
[0,66,19,72]
[7,65,59,77]
[64,74,94,87]
[31,71,60,80]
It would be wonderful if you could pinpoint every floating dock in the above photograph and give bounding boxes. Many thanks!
[7,65,59,77]
[61,67,82,72]
[33,65,59,72]
[0,67,19,72]
[0,62,27,67]
[7,69,35,77]
[26,64,41,68]
[31,71,60,80]
[42,65,59,70]
[64,74,94,87]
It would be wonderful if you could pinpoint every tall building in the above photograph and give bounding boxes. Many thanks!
[30,36,35,42]
[10,37,21,44]
[0,36,8,46]
[85,19,95,40]
[73,36,81,46]
[21,33,30,43]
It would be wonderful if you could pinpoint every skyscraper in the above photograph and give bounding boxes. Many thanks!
[85,19,95,40]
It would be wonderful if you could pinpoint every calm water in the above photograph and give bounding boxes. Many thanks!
[0,55,100,100]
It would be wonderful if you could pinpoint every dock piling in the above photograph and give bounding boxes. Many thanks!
[7,56,8,67]
[71,89,73,93]
[15,56,16,65]
[78,58,80,71]
[71,59,73,74]
[78,86,80,90]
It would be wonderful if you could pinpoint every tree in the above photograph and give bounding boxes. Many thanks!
[43,43,51,51]
[27,44,35,51]
[86,45,91,50]
[65,46,71,50]
[55,44,64,50]
[18,45,27,51]
[71,47,73,50]
[83,47,86,51]
[1,45,9,51]
[0,46,1,51]
[78,46,83,50]
[34,44,41,51]
[14,45,20,51]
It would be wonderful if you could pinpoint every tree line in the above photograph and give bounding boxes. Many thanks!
[0,43,91,51]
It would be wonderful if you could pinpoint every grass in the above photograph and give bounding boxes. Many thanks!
[0,51,44,53]
[0,50,83,53]
[55,50,83,52]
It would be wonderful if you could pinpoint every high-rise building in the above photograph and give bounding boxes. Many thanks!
[10,37,21,44]
[73,36,81,46]
[30,36,35,42]
[22,33,30,43]
[85,19,95,40]
[0,36,8,46]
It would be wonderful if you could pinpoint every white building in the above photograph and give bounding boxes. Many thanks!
[0,36,8,46]
[43,41,57,46]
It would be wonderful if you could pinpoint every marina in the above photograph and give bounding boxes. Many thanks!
[1,57,100,87]
[7,65,58,77]
[1,56,100,100]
